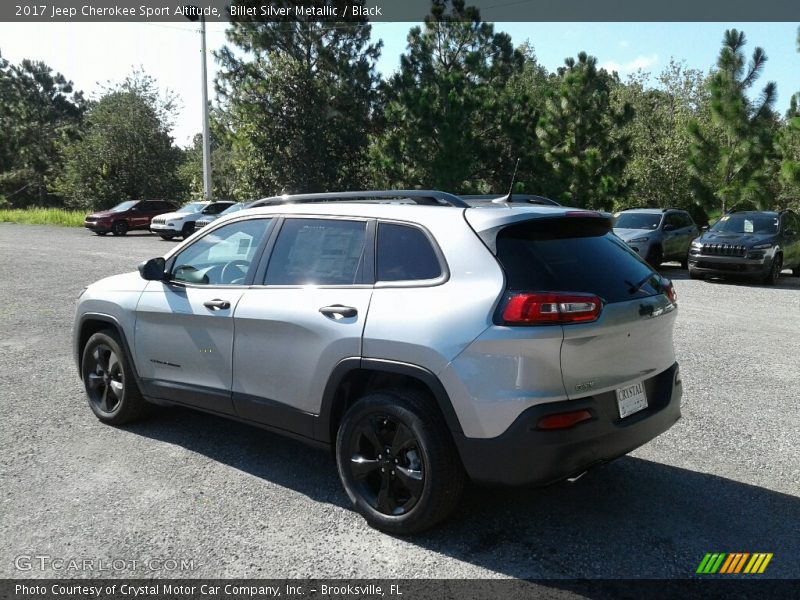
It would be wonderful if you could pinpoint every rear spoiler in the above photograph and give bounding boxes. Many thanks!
[471,213,613,254]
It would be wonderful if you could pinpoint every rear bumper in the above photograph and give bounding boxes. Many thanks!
[454,363,682,486]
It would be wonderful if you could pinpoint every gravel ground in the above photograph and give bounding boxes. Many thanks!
[0,223,798,581]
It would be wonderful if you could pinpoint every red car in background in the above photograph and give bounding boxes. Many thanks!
[84,199,178,236]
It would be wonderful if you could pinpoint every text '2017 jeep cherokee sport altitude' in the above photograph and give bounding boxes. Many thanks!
[74,191,683,533]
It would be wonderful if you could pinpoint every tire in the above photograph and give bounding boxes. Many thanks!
[680,253,689,269]
[688,269,704,280]
[111,221,128,236]
[81,330,150,425]
[180,223,195,239]
[336,389,466,534]
[646,245,663,268]
[159,234,175,241]
[793,264,800,278]
[763,253,783,286]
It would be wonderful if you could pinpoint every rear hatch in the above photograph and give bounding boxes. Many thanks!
[467,209,678,399]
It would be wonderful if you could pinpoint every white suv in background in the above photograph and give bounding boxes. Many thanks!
[150,201,235,240]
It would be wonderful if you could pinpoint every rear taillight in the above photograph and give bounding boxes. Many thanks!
[663,278,677,304]
[537,410,593,430]
[502,292,602,325]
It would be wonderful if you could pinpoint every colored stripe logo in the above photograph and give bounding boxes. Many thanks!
[696,553,773,574]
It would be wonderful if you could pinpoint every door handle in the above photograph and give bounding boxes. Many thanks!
[203,299,231,310]
[319,305,357,318]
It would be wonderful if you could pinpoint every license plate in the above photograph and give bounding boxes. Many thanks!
[616,381,648,418]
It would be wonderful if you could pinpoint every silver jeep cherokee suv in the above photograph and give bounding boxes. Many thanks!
[74,191,683,533]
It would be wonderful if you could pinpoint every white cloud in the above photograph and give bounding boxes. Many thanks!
[600,54,659,74]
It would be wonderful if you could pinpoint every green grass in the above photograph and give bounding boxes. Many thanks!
[0,208,85,227]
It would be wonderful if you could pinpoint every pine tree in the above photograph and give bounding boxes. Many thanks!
[0,57,85,206]
[688,29,778,214]
[369,0,527,192]
[776,27,800,209]
[536,52,632,210]
[216,1,381,195]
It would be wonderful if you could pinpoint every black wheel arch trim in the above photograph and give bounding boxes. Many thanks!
[75,313,141,384]
[316,357,463,445]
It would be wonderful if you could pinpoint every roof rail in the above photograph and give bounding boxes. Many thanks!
[248,190,468,209]
[619,206,668,212]
[461,194,560,206]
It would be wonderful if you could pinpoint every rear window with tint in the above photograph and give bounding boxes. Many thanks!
[496,217,663,303]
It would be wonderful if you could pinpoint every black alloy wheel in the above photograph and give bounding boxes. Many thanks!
[336,390,465,534]
[112,221,128,236]
[347,414,425,516]
[646,245,664,268]
[81,331,150,425]
[764,253,783,285]
[85,342,125,415]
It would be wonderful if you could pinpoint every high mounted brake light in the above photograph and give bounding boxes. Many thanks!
[502,293,602,325]
[565,210,602,217]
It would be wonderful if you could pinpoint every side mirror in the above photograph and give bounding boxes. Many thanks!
[663,224,676,232]
[138,257,166,281]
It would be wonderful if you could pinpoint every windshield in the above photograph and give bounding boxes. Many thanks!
[711,214,778,235]
[220,203,244,215]
[614,213,661,230]
[110,201,137,212]
[177,202,206,214]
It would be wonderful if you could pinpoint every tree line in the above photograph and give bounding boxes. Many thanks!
[1,0,798,225]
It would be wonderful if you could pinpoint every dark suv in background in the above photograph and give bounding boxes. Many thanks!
[613,208,699,267]
[688,210,800,284]
[84,200,178,236]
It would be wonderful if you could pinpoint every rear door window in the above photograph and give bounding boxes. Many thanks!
[664,213,682,229]
[496,217,664,303]
[377,223,442,282]
[265,218,367,286]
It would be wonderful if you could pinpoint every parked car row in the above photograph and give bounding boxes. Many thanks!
[150,201,236,240]
[84,200,237,240]
[612,207,800,285]
[83,199,178,236]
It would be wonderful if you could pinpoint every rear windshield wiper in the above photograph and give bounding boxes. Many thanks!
[626,273,660,295]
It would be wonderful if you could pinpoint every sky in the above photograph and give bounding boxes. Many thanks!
[0,21,797,146]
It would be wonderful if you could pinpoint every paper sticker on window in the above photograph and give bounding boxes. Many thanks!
[744,219,754,233]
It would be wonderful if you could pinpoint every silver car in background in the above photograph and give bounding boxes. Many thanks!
[613,208,699,267]
[194,202,247,229]
[74,191,683,534]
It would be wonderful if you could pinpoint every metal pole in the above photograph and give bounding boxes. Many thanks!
[200,13,212,201]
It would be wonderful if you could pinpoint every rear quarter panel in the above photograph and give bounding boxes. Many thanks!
[362,214,503,379]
